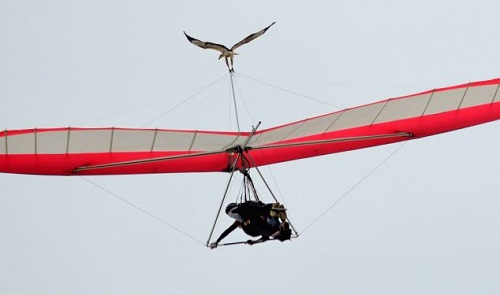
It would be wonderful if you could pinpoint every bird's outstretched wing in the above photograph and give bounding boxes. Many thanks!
[183,32,230,53]
[230,22,276,51]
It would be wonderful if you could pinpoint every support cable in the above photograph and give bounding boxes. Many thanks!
[80,176,205,246]
[141,73,229,127]
[236,72,340,108]
[300,141,408,235]
[232,73,256,127]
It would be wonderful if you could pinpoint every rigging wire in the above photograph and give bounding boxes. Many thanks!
[256,77,427,90]
[232,72,256,128]
[260,166,298,231]
[71,72,228,127]
[141,73,229,127]
[299,141,408,236]
[175,76,229,119]
[80,176,205,246]
[235,72,343,109]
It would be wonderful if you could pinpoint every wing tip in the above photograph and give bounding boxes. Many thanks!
[183,31,194,41]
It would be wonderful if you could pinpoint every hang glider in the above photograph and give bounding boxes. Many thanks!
[1,78,500,176]
[184,22,276,72]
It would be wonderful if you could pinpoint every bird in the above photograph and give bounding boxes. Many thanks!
[184,22,276,72]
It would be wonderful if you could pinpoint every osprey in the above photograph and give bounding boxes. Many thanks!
[184,22,276,72]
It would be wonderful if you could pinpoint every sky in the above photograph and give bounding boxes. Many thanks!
[1,1,500,294]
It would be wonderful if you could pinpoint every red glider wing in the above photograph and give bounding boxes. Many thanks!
[1,78,499,175]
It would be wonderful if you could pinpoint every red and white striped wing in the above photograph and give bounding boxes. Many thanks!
[1,78,499,175]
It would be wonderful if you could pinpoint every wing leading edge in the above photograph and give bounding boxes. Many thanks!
[1,78,499,175]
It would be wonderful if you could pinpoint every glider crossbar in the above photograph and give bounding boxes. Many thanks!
[73,150,226,173]
[250,132,413,151]
[216,234,298,248]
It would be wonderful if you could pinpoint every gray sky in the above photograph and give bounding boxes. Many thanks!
[1,1,500,294]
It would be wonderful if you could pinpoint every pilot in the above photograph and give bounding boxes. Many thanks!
[209,200,291,248]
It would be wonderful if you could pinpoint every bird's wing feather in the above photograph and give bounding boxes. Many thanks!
[184,32,229,53]
[203,42,230,52]
[230,22,276,51]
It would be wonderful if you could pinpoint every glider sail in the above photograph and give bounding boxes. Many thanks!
[1,78,499,175]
